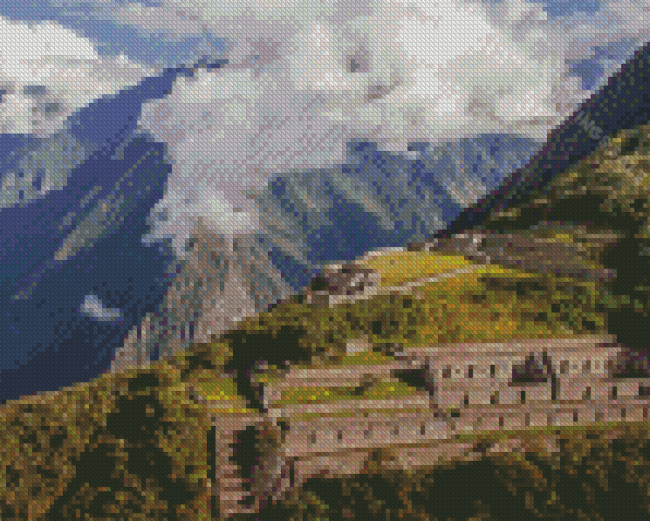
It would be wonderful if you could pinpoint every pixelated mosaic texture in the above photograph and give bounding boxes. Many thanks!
[2,3,650,519]
[2,65,650,518]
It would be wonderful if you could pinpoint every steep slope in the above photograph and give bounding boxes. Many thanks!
[446,122,650,362]
[227,117,650,521]
[443,40,650,237]
[3,49,650,520]
[1,119,648,519]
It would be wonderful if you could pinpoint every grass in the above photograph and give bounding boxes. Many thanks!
[364,251,481,287]
[278,381,420,405]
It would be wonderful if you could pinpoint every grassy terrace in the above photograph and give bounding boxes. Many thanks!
[277,381,420,405]
[228,251,606,369]
[364,251,481,287]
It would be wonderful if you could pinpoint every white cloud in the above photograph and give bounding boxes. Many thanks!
[130,0,604,257]
[522,0,650,86]
[100,0,378,61]
[80,294,124,322]
[0,16,156,138]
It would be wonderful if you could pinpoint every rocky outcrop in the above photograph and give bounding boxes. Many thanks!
[112,220,291,374]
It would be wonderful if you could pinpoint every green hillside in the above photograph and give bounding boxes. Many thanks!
[1,124,650,519]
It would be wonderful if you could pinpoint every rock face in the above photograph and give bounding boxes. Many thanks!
[4,65,650,521]
[111,221,291,375]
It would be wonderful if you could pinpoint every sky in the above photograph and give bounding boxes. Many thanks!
[0,0,648,402]
[0,0,645,133]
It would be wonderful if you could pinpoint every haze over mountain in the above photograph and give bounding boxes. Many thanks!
[0,0,646,403]
[440,39,650,239]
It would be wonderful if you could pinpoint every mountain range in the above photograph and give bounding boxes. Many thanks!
[1,40,650,520]
[0,56,550,402]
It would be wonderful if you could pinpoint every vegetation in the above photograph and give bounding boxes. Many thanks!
[2,123,650,519]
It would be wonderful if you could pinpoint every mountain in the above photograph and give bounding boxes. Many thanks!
[255,135,541,290]
[2,42,650,520]
[0,66,189,404]
[111,133,542,374]
[0,58,542,402]
[0,130,174,403]
[1,119,650,519]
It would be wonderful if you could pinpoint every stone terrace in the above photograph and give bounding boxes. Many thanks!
[249,334,650,503]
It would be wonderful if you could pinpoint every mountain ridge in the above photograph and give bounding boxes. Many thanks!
[3,44,650,519]
[439,39,650,239]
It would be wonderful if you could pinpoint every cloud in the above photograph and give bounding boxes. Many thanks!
[529,0,650,86]
[0,16,155,138]
[95,0,378,59]
[56,0,648,261]
[128,0,599,256]
[80,294,124,322]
